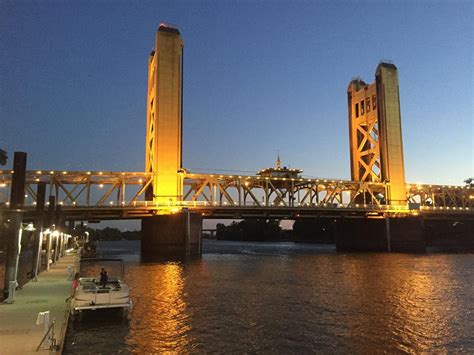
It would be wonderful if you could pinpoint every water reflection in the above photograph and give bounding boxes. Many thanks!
[64,241,474,353]
[126,262,191,352]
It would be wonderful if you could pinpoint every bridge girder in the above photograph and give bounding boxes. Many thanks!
[0,171,472,221]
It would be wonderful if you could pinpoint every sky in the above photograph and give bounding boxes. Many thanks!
[1,0,473,229]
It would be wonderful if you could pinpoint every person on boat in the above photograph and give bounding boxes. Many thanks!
[99,268,108,287]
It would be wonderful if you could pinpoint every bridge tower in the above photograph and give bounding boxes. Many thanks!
[347,62,407,206]
[142,24,202,258]
[145,23,184,205]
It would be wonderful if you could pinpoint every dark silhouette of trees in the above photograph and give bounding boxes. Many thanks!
[216,219,282,241]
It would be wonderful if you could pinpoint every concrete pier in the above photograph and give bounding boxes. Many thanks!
[0,252,77,354]
[335,217,425,252]
[141,210,202,258]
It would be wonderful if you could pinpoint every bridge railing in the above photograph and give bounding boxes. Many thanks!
[0,170,472,212]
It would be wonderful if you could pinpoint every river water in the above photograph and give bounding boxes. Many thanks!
[64,240,473,353]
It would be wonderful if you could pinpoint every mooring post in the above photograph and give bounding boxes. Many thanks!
[3,152,27,301]
[32,182,46,279]
[45,196,55,270]
[54,204,62,262]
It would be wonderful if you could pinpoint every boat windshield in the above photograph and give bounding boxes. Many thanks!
[79,258,125,280]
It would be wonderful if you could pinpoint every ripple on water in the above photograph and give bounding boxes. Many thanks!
[64,241,474,353]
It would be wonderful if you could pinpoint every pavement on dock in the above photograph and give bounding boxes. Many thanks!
[0,253,78,354]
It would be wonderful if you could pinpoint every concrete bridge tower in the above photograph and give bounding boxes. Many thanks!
[145,23,184,205]
[142,23,202,258]
[347,62,407,206]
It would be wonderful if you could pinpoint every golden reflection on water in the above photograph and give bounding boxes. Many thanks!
[127,262,191,353]
[333,254,459,353]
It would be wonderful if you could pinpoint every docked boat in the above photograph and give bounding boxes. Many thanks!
[70,258,132,315]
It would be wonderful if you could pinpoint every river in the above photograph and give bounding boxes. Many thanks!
[64,240,473,353]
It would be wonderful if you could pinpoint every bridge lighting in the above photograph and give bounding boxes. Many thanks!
[35,178,40,182]
[6,202,9,205]
[62,171,67,175]
[72,202,76,205]
[99,184,104,188]
[99,172,103,175]
[87,171,91,175]
[0,183,6,187]
[110,201,114,205]
[59,201,63,205]
[470,195,474,199]
[138,179,143,183]
[37,171,42,174]
[50,171,54,174]
[33,201,37,205]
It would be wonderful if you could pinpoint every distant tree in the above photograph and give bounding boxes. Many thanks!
[0,149,7,166]
[464,178,473,187]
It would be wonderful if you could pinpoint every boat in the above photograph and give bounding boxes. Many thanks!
[70,258,132,315]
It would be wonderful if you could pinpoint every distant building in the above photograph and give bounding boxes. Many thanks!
[257,154,303,179]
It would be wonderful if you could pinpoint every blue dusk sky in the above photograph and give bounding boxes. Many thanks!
[1,0,472,184]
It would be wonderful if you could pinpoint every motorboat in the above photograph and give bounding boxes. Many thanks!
[70,258,132,315]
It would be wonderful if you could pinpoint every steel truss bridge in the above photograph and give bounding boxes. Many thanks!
[0,170,472,221]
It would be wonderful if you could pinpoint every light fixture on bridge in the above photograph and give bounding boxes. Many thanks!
[0,183,6,187]
[99,184,104,188]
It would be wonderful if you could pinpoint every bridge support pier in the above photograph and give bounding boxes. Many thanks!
[141,210,202,258]
[335,217,426,253]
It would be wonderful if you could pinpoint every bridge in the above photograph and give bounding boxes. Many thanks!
[0,170,471,220]
[1,23,473,277]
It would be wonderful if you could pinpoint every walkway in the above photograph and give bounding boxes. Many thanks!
[0,253,78,354]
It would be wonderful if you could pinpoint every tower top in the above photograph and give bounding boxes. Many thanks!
[276,151,281,169]
[159,22,180,34]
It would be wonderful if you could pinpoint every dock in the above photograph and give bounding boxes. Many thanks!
[0,252,78,354]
